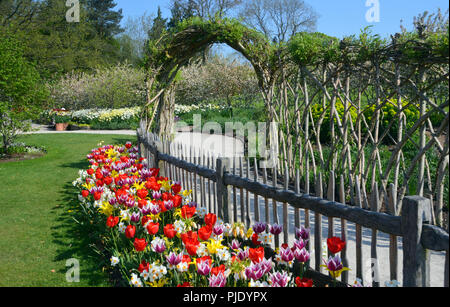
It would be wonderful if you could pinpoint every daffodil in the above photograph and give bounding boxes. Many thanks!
[132,181,146,191]
[246,228,254,239]
[159,180,172,191]
[182,190,192,197]
[99,201,114,216]
[206,238,226,255]
[82,182,94,191]
[173,208,182,219]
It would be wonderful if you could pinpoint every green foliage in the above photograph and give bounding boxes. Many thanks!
[289,32,340,65]
[0,33,48,150]
[364,99,421,143]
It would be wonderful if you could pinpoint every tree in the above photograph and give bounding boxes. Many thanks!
[0,33,48,152]
[168,0,196,29]
[168,0,242,27]
[176,55,259,117]
[148,7,167,42]
[86,0,124,38]
[116,12,154,66]
[0,0,38,28]
[20,0,109,78]
[240,0,318,42]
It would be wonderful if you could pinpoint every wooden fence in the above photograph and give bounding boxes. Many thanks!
[137,127,449,287]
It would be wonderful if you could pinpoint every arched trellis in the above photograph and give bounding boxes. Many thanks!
[141,17,283,137]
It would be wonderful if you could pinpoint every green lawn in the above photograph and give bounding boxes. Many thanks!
[0,133,136,287]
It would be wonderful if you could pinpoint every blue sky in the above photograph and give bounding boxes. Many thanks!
[114,0,449,39]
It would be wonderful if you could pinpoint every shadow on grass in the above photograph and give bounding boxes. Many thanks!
[51,181,114,287]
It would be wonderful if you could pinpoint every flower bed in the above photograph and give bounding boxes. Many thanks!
[72,142,353,288]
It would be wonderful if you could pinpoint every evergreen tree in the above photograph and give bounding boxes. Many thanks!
[86,0,124,38]
[19,0,108,78]
[148,7,167,41]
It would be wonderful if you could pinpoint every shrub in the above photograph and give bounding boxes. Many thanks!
[48,63,146,110]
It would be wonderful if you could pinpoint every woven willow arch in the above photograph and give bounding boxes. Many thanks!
[142,18,282,137]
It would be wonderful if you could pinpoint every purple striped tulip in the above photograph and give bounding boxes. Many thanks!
[269,224,283,235]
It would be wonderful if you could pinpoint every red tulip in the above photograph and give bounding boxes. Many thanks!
[104,177,113,186]
[137,199,147,209]
[181,255,191,264]
[295,277,313,287]
[185,243,199,256]
[327,237,346,254]
[181,231,199,246]
[125,225,136,239]
[211,264,226,276]
[87,168,95,176]
[147,222,160,235]
[138,260,150,273]
[145,179,161,191]
[252,233,262,246]
[136,189,148,200]
[173,195,182,208]
[177,282,192,287]
[204,213,217,227]
[95,171,103,180]
[181,205,196,219]
[164,224,177,239]
[93,191,102,201]
[162,192,171,202]
[198,225,213,241]
[172,183,182,195]
[81,190,89,198]
[249,247,265,263]
[106,216,119,228]
[134,238,147,252]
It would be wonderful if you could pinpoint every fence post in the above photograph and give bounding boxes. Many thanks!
[401,196,431,287]
[137,129,142,159]
[216,157,231,223]
[149,134,162,175]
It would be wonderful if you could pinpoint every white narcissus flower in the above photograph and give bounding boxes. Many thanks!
[196,243,208,257]
[197,207,207,218]
[216,248,231,262]
[174,220,186,233]
[110,256,119,267]
[118,222,126,233]
[129,273,143,287]
[176,262,189,273]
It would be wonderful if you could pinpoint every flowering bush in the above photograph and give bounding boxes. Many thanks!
[72,142,356,288]
[48,64,147,111]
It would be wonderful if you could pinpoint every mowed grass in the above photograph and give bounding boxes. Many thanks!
[0,133,136,287]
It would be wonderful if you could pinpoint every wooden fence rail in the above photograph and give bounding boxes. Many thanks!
[137,128,449,287]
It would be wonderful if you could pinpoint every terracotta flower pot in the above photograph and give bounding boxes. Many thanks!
[55,123,69,131]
